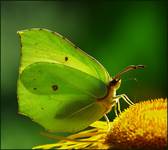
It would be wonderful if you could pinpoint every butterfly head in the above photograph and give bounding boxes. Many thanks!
[109,78,121,90]
[109,65,144,91]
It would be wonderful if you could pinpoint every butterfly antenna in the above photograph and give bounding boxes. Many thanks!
[113,65,145,80]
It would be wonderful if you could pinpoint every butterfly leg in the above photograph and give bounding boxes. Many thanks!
[119,94,134,105]
[114,102,119,117]
[113,94,134,117]
[104,114,111,132]
[113,99,121,117]
[117,98,121,114]
[114,94,134,106]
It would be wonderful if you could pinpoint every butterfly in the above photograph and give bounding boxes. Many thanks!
[17,28,144,132]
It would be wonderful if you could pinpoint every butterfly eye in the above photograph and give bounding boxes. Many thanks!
[109,79,120,87]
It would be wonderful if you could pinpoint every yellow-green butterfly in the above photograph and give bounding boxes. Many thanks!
[17,28,144,133]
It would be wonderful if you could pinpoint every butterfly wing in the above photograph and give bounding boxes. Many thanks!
[18,28,110,84]
[18,28,111,132]
[18,62,107,132]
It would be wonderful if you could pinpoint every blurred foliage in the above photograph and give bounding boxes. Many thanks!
[1,1,167,149]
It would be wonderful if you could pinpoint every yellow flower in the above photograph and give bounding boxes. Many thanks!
[33,98,167,149]
[106,98,167,150]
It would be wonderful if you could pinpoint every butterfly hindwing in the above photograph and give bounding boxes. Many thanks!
[18,62,108,132]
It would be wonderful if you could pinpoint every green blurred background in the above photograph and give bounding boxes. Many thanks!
[1,1,167,149]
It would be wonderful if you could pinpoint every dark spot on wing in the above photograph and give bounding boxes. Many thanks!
[33,87,37,90]
[62,36,65,40]
[52,85,58,91]
[41,107,44,110]
[65,56,68,61]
